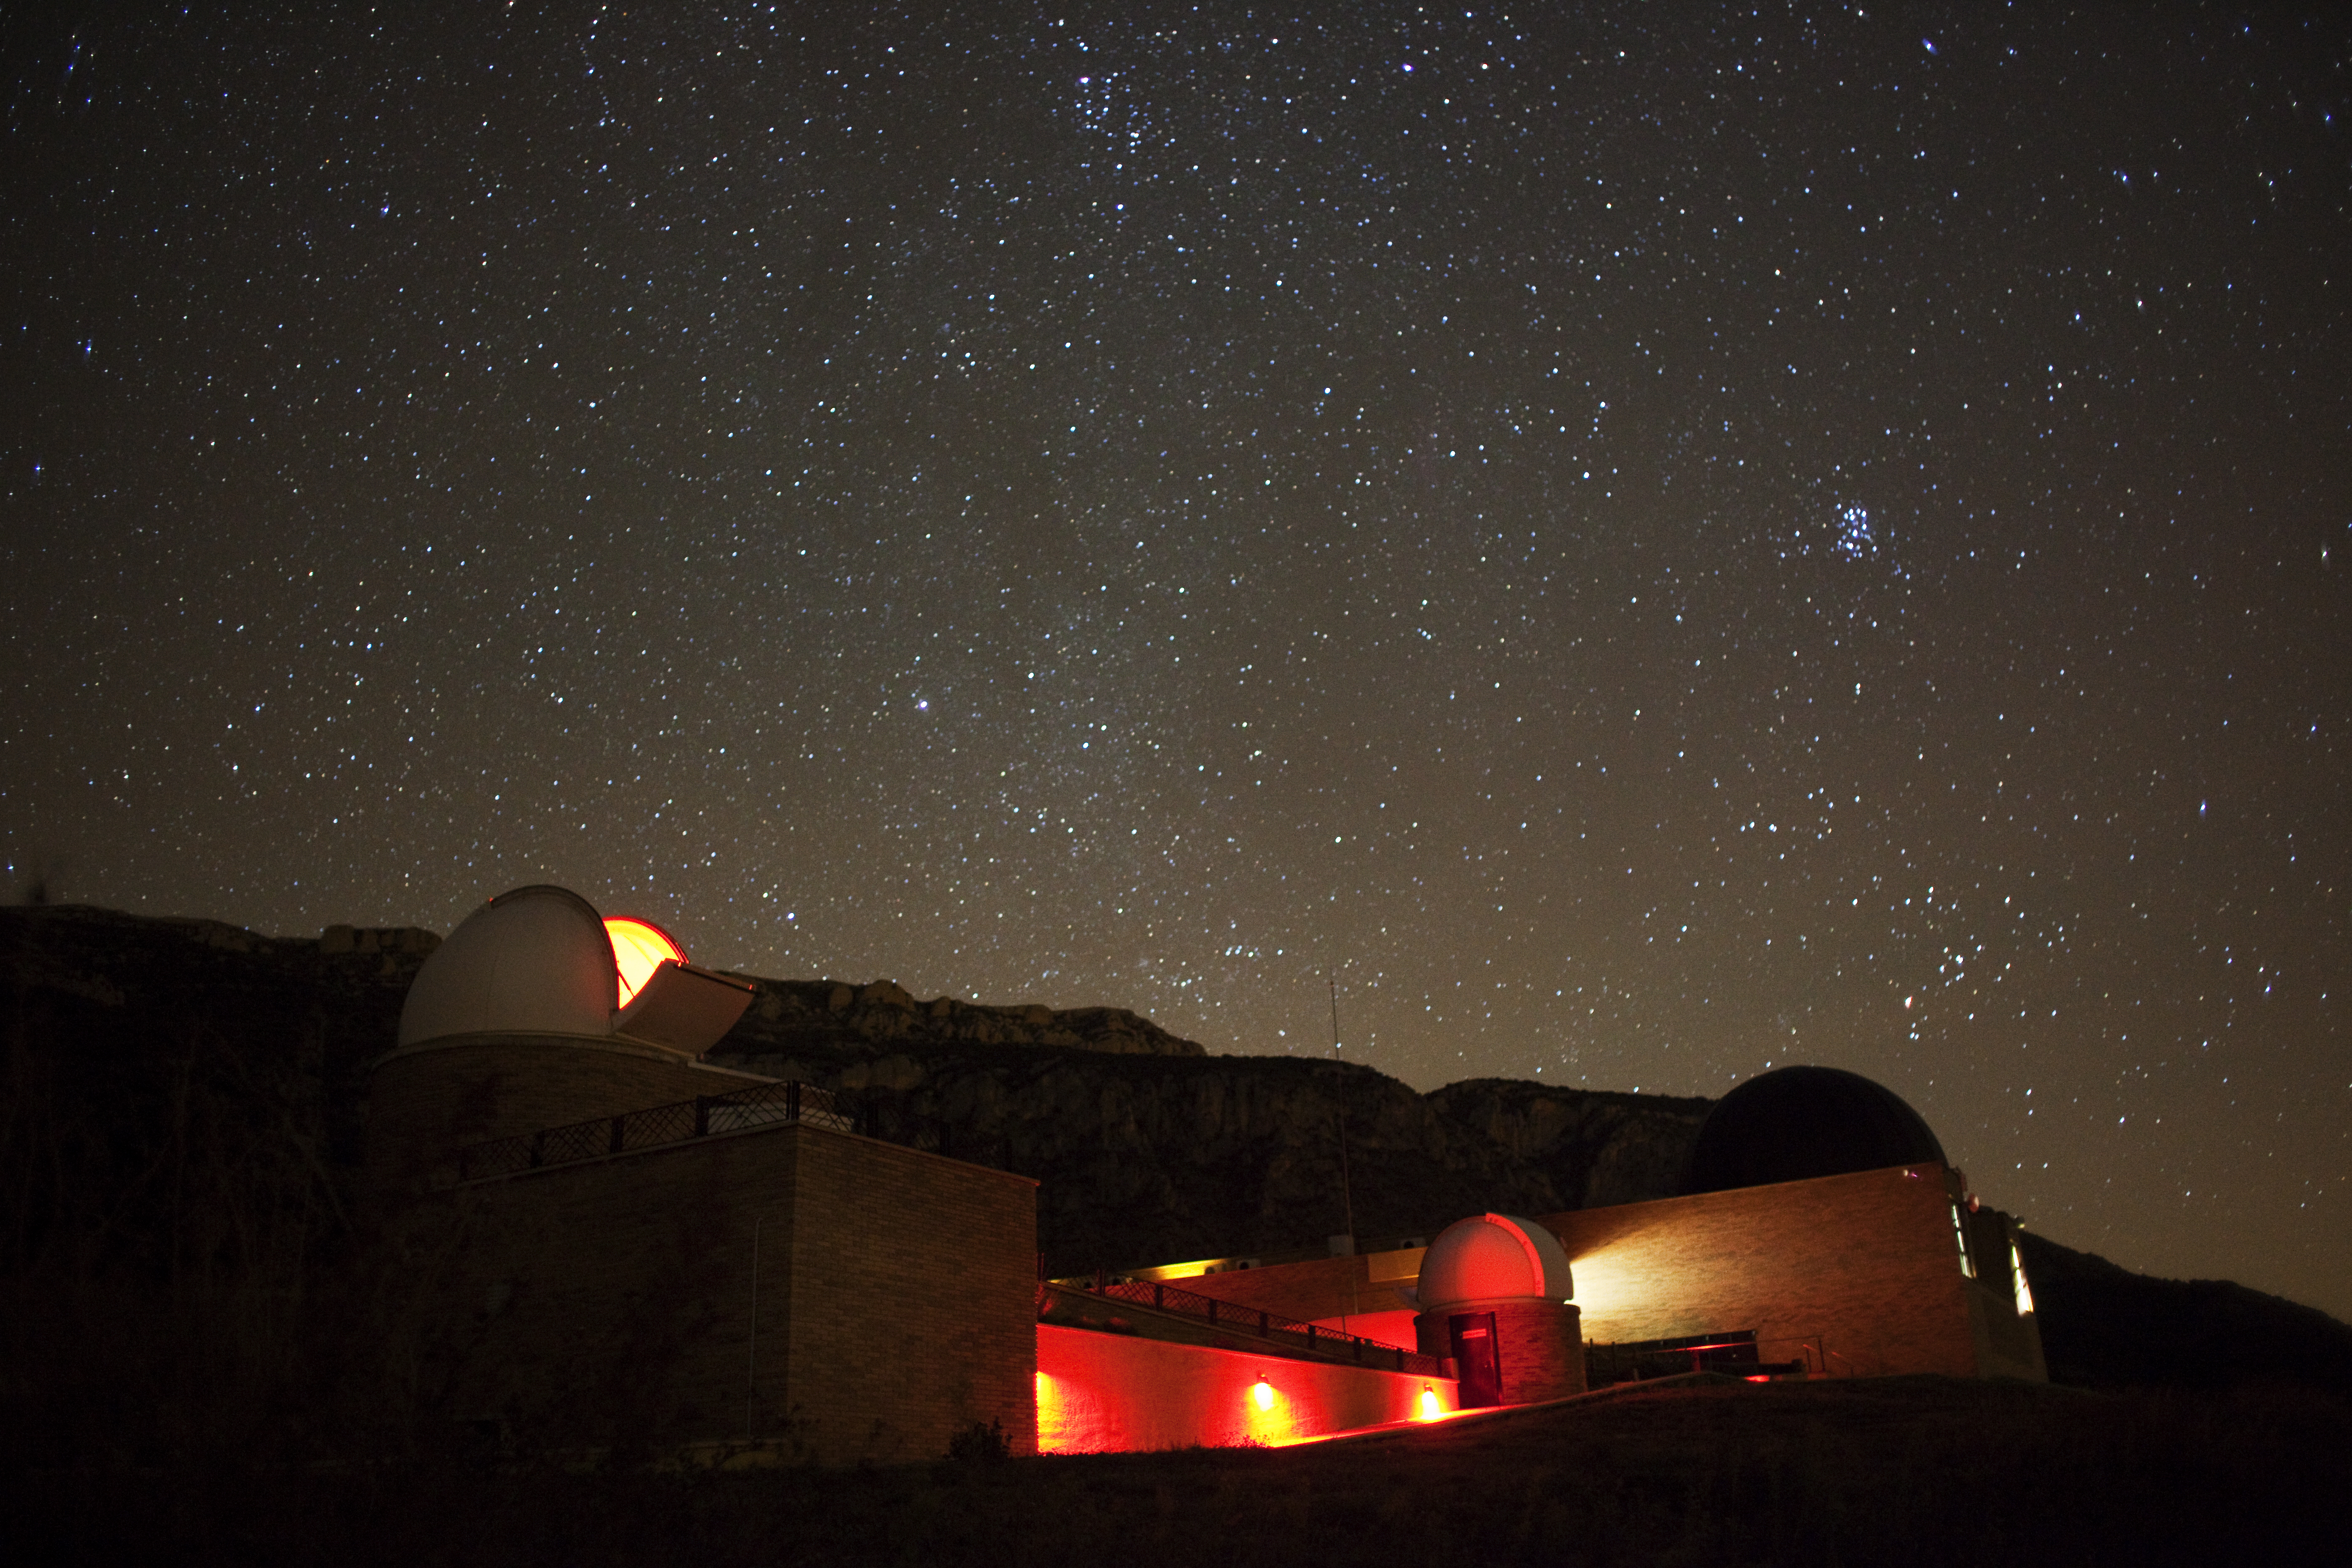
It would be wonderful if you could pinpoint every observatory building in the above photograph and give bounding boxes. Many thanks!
[367,886,2044,1463]
[1177,1065,2046,1391]
[369,885,1040,1463]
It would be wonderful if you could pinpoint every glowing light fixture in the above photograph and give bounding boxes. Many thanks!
[1034,1371,1070,1453]
[604,916,685,1008]
[1251,1378,1275,1413]
[1417,1385,1442,1422]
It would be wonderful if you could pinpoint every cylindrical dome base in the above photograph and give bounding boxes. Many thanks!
[363,1033,761,1193]
[1416,1298,1585,1406]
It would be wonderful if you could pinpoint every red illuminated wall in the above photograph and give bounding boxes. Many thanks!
[1035,1325,1456,1453]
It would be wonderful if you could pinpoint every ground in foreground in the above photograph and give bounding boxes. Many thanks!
[13,1377,2345,1567]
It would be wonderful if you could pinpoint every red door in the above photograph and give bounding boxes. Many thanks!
[1450,1312,1502,1407]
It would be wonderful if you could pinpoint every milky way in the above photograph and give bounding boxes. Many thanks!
[4,5,2347,1315]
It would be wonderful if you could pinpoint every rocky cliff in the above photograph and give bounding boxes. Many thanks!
[717,972,1208,1059]
[712,1035,1708,1271]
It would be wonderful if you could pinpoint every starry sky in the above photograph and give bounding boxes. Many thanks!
[4,5,2347,1316]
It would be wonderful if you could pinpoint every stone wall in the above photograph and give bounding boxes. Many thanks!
[405,1120,1037,1463]
[772,1122,1039,1460]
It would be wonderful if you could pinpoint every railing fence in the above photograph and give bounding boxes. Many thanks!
[456,1080,855,1182]
[1053,1276,1449,1379]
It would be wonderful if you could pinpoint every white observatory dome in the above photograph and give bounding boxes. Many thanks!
[396,885,622,1048]
[1416,1213,1575,1310]
[395,884,757,1057]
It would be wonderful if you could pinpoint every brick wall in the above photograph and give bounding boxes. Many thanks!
[402,1119,1037,1463]
[1414,1301,1585,1403]
[1542,1164,1986,1378]
[773,1124,1039,1462]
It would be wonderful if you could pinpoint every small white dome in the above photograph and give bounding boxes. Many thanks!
[397,886,617,1047]
[1417,1213,1574,1309]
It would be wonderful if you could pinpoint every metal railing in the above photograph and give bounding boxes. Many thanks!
[1585,1329,1831,1385]
[1054,1276,1449,1378]
[455,1081,855,1182]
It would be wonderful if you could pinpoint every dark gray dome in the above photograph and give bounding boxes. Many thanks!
[1680,1065,1945,1195]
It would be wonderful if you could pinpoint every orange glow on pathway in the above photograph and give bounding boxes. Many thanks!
[1418,1385,1442,1421]
[603,917,684,1007]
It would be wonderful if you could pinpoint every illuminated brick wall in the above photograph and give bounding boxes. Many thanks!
[406,1120,1037,1463]
[1035,1324,1455,1452]
[1414,1301,1586,1403]
[1541,1165,1989,1377]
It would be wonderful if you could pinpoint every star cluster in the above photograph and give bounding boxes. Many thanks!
[3,5,2346,1315]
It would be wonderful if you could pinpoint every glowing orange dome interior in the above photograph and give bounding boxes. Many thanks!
[603,917,685,1008]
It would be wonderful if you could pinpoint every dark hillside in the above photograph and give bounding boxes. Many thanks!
[0,906,433,1466]
[2018,1231,2352,1399]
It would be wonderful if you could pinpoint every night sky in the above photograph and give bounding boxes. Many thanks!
[5,5,2347,1317]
